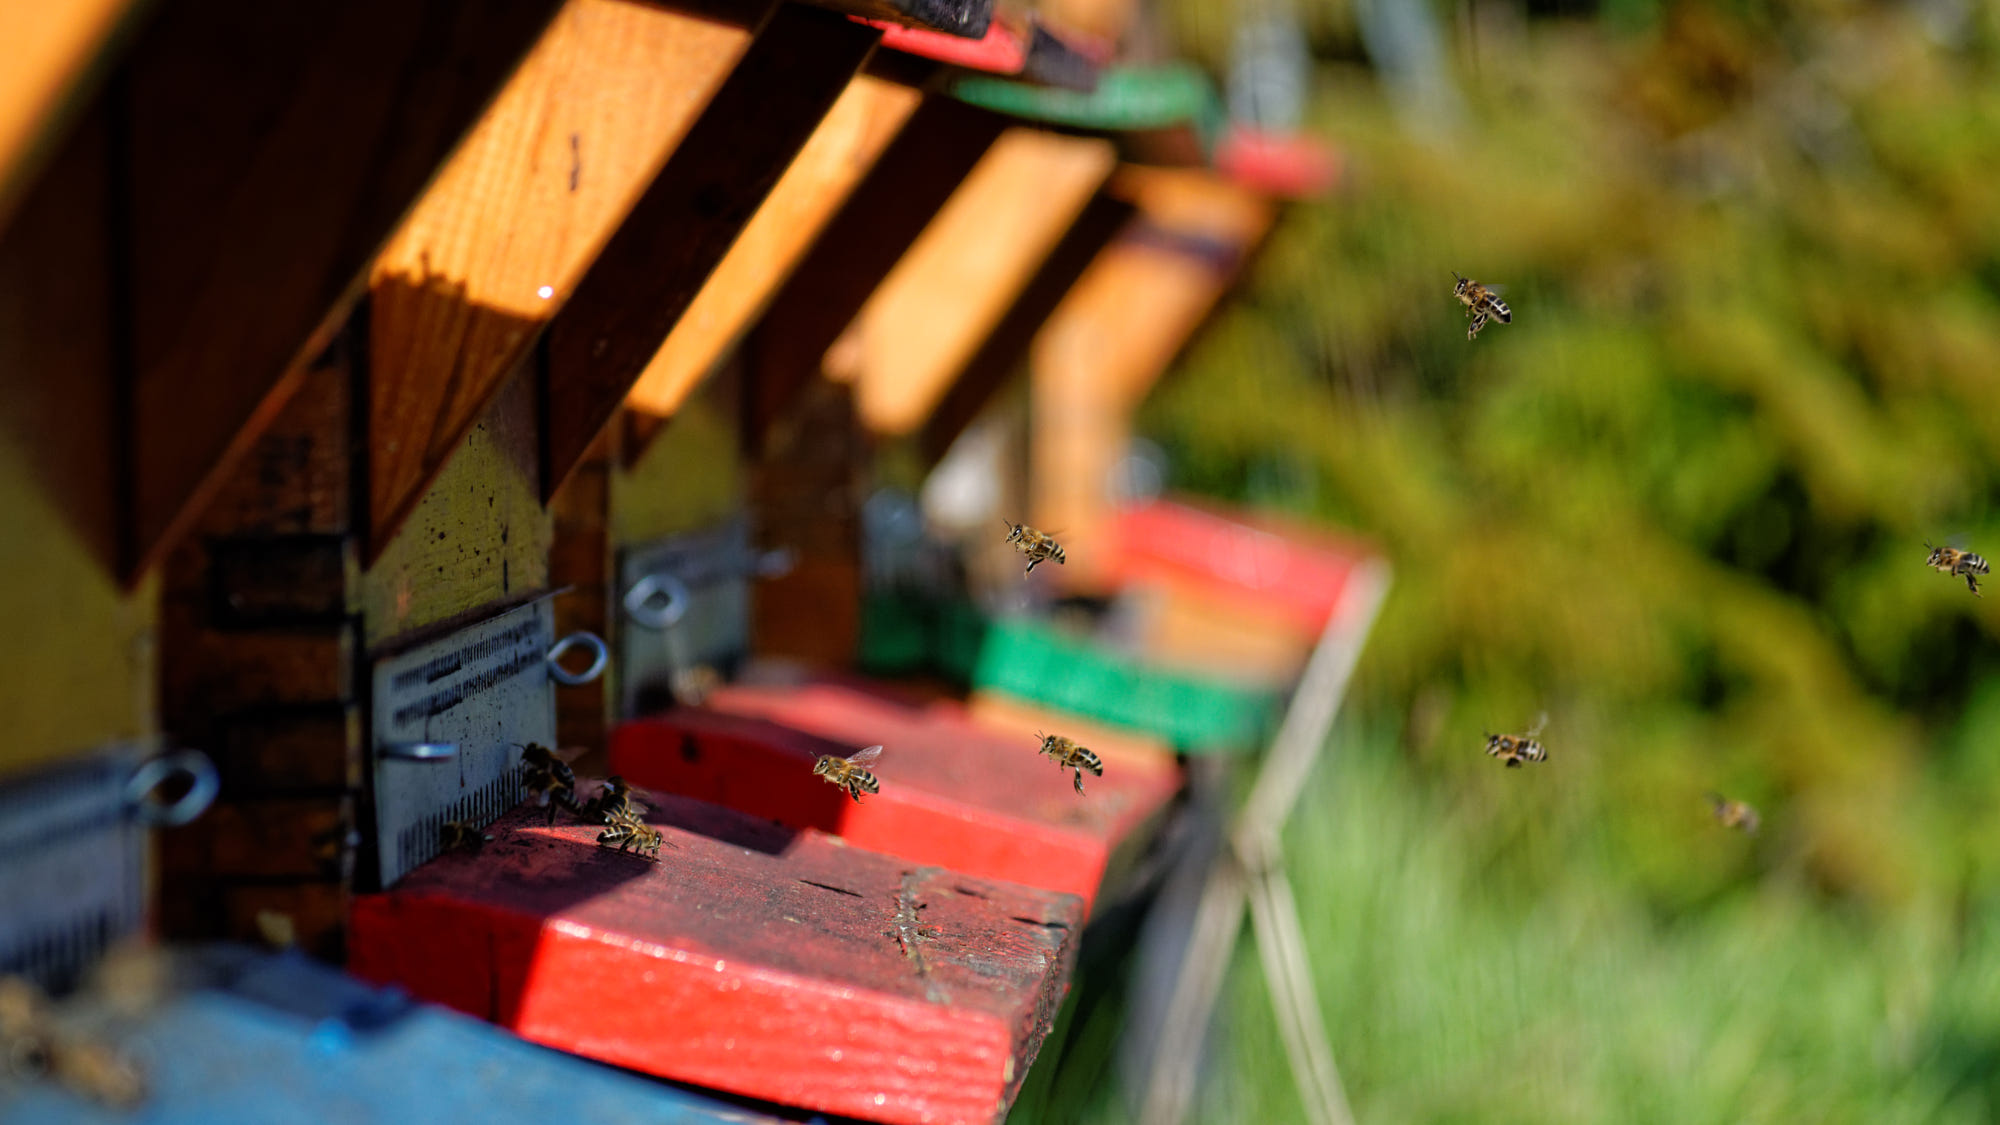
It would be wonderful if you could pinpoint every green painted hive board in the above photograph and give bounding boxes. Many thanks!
[951,61,1225,137]
[971,616,1277,754]
[858,594,988,684]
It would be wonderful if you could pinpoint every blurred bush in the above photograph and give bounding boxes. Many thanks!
[1140,0,2000,912]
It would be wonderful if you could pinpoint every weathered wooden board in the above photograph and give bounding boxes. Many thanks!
[1030,169,1272,588]
[610,678,1182,911]
[741,95,1008,452]
[0,106,154,778]
[368,0,755,555]
[827,128,1116,436]
[920,189,1134,462]
[350,791,1081,1125]
[124,0,565,579]
[622,74,920,423]
[0,0,144,234]
[551,430,613,750]
[542,2,882,500]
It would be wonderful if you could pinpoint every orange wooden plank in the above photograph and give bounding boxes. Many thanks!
[368,0,755,556]
[622,74,919,421]
[1030,169,1273,587]
[124,0,564,579]
[825,127,1116,435]
[0,0,142,234]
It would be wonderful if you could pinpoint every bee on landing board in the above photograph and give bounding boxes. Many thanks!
[1926,541,1990,596]
[812,744,883,803]
[596,808,665,860]
[518,743,580,824]
[0,976,146,1109]
[579,775,647,825]
[1002,520,1067,576]
[1452,272,1512,340]
[439,820,494,853]
[1707,793,1761,834]
[1484,714,1548,768]
[1036,732,1104,795]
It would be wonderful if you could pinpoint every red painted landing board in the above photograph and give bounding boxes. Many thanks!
[611,680,1181,914]
[350,792,1081,1125]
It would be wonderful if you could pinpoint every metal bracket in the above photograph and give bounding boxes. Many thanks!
[616,518,791,716]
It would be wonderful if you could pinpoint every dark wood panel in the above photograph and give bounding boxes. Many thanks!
[123,0,564,579]
[542,1,882,500]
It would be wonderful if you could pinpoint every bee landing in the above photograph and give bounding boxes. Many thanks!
[1002,519,1067,577]
[1036,732,1104,795]
[1452,272,1512,341]
[812,744,884,803]
[1925,541,1990,596]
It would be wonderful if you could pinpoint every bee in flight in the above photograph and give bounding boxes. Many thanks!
[1925,541,1990,596]
[1451,272,1512,340]
[439,820,493,853]
[1707,792,1760,835]
[1003,520,1067,576]
[518,743,580,824]
[579,775,647,825]
[812,744,883,803]
[596,807,665,860]
[1036,732,1104,795]
[1484,713,1548,768]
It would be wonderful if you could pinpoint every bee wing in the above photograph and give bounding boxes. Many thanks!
[1526,711,1548,738]
[847,744,885,766]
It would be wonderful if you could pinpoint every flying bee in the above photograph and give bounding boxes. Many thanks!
[1707,793,1761,835]
[1002,520,1067,576]
[1484,713,1549,768]
[578,775,647,825]
[1451,272,1512,340]
[48,1037,146,1109]
[812,744,883,803]
[595,808,665,860]
[439,819,493,853]
[1925,540,1990,596]
[518,742,580,824]
[1036,732,1104,795]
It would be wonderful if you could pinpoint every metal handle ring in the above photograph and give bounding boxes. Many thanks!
[125,750,220,827]
[755,547,796,578]
[623,572,691,630]
[547,631,610,685]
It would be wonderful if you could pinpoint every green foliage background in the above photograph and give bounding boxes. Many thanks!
[1080,0,2000,1119]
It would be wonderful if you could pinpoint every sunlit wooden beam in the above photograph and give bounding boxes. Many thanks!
[0,0,144,235]
[621,75,920,423]
[1030,168,1274,587]
[367,0,758,557]
[822,127,1116,436]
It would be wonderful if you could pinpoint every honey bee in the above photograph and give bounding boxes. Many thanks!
[596,808,665,860]
[1707,792,1761,834]
[49,1037,147,1109]
[579,776,647,825]
[1036,732,1104,795]
[812,744,883,802]
[439,820,493,853]
[1452,272,1512,340]
[1484,713,1548,768]
[1002,520,1067,576]
[0,976,145,1108]
[1926,541,1990,596]
[519,742,580,824]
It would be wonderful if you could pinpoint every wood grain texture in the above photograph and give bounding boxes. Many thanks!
[827,127,1115,435]
[368,0,754,556]
[123,0,564,580]
[1030,170,1272,587]
[622,74,919,421]
[542,2,882,501]
[0,0,143,234]
[920,190,1134,462]
[742,95,1008,453]
[361,360,550,650]
[350,790,1081,1124]
[550,429,612,751]
[611,678,1182,912]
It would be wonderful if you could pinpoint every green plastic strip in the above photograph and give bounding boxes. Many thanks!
[951,61,1226,137]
